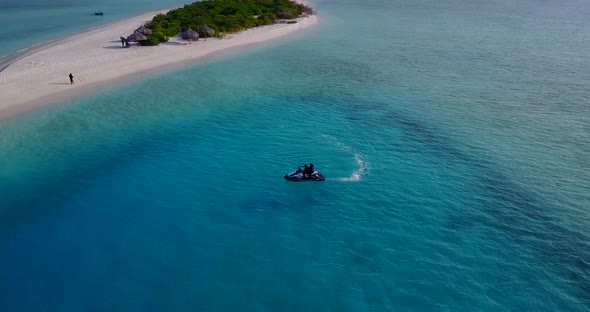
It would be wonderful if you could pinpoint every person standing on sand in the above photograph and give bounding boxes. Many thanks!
[69,73,74,84]
[120,36,125,47]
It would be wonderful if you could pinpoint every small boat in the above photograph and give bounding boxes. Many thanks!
[94,12,104,16]
[284,168,325,182]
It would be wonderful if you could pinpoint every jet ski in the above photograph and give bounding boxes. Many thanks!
[284,169,325,182]
[94,12,104,15]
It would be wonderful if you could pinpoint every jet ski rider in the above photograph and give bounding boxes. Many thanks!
[295,164,316,178]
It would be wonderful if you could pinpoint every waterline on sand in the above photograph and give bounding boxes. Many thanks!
[0,9,318,120]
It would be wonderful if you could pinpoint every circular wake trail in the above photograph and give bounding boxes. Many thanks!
[320,134,368,182]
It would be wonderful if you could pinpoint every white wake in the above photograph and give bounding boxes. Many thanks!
[320,134,368,182]
[339,152,366,182]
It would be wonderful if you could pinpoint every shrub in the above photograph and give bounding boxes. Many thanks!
[141,34,161,46]
[144,0,309,40]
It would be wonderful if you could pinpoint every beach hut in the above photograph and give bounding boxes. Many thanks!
[127,32,147,42]
[181,28,199,41]
[198,25,215,38]
[135,26,152,35]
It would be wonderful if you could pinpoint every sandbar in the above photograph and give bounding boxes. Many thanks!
[0,8,318,119]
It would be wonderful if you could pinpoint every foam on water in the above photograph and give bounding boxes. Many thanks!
[320,134,368,182]
[339,152,366,182]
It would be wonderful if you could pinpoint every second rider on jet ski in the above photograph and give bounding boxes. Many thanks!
[296,163,315,178]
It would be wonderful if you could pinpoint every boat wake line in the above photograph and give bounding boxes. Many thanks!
[320,134,368,182]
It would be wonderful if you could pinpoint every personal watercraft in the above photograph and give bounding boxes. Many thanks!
[284,169,325,182]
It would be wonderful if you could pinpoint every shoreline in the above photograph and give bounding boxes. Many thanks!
[0,8,318,120]
[0,8,179,73]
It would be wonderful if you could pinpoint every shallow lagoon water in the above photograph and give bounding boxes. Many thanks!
[0,0,589,310]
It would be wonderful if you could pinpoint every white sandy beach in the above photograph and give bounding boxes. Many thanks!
[0,9,318,119]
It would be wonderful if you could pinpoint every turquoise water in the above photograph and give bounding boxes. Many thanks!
[0,0,187,57]
[1,0,590,310]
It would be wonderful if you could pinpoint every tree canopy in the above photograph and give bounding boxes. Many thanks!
[142,0,311,46]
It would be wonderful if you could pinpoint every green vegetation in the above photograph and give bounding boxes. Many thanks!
[142,0,312,46]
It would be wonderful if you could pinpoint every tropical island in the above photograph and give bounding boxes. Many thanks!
[0,0,317,119]
[132,0,314,45]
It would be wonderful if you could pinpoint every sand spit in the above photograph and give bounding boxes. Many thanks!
[0,9,318,119]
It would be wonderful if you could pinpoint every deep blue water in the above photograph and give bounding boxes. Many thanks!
[1,0,590,311]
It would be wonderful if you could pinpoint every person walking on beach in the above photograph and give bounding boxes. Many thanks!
[69,73,74,84]
[120,36,125,47]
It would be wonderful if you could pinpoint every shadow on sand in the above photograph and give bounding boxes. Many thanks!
[162,41,186,46]
[102,46,127,49]
[49,83,71,85]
